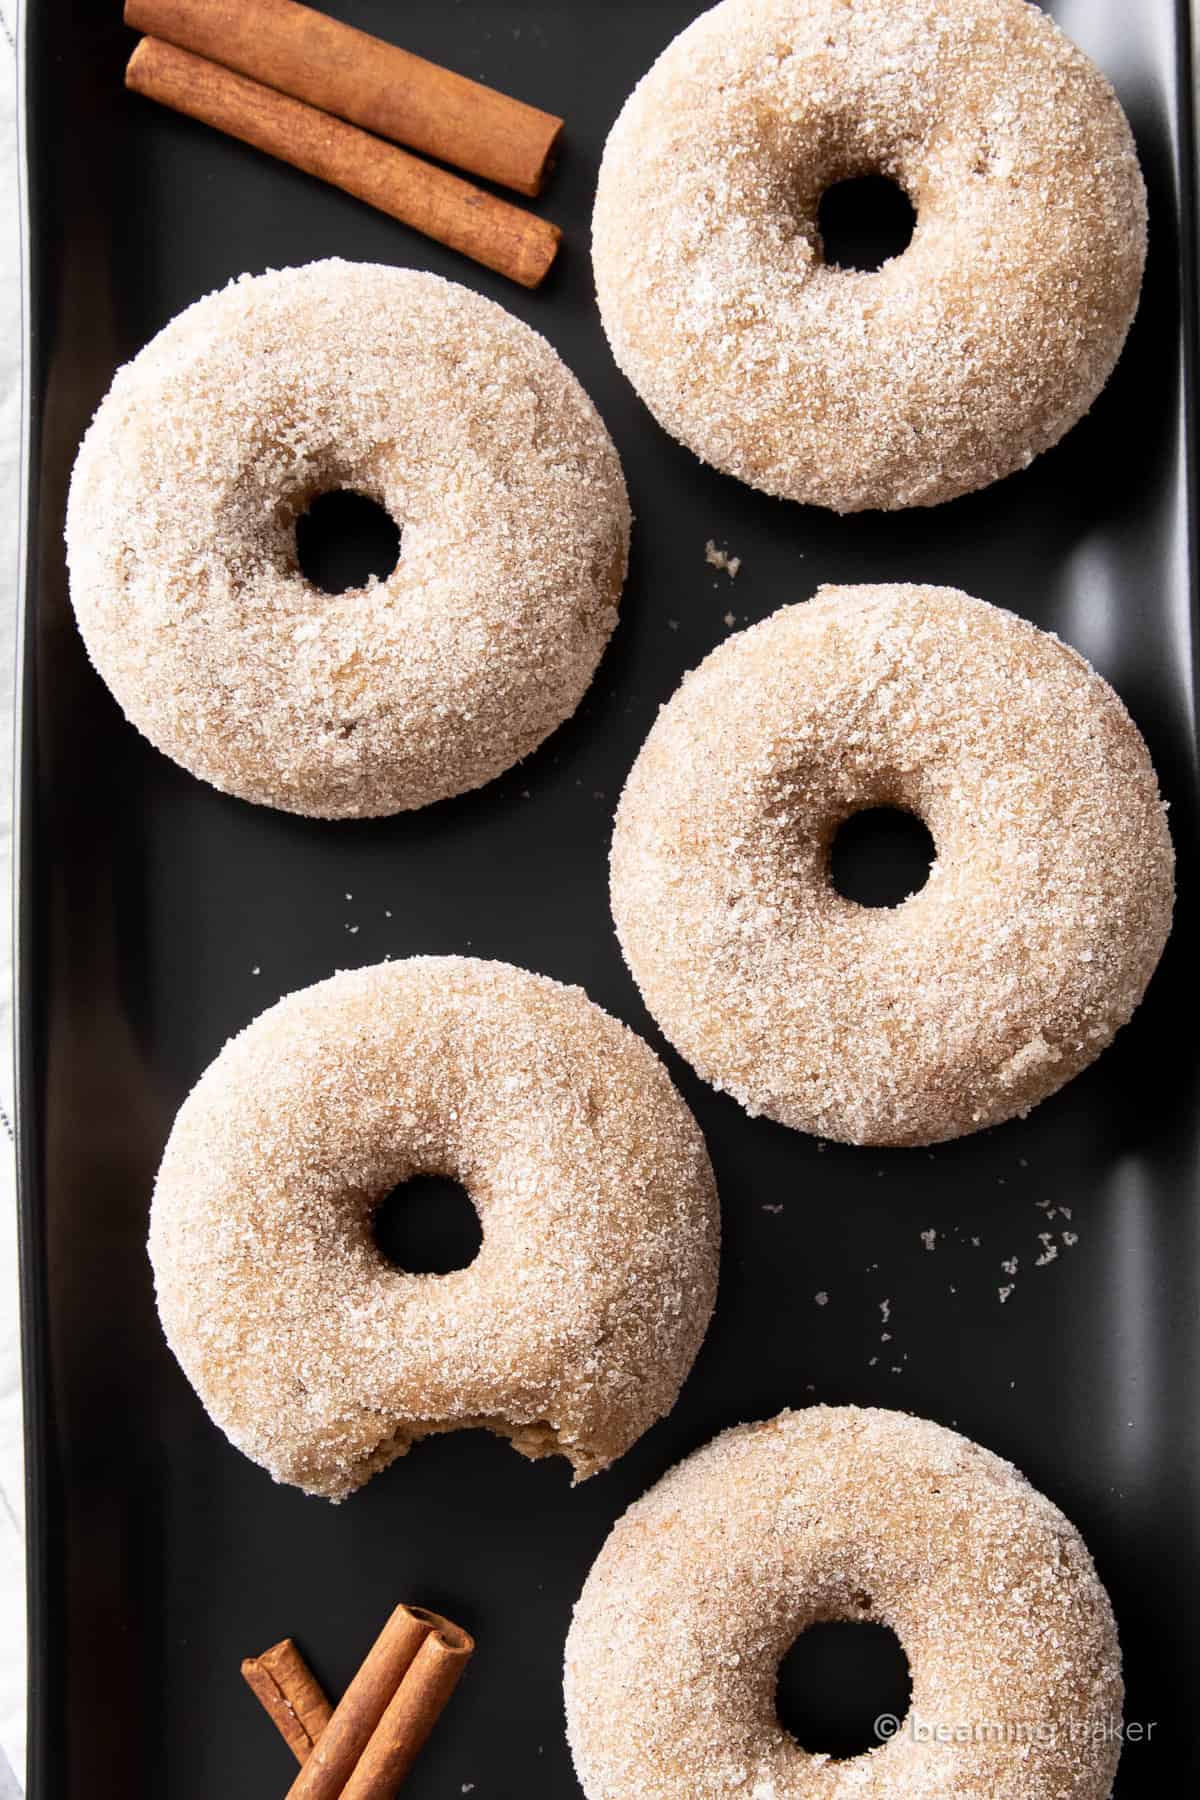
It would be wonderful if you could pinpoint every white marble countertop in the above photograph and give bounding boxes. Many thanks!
[2,1,27,1791]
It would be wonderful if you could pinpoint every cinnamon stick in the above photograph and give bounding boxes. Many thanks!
[124,0,563,196]
[284,1604,449,1800]
[340,1613,474,1800]
[125,38,561,289]
[241,1638,334,1765]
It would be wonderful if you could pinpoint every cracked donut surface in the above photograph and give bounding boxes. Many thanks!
[148,957,719,1499]
[67,260,629,816]
[592,0,1146,511]
[610,584,1173,1146]
[565,1406,1123,1800]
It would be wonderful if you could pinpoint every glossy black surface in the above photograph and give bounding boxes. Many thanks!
[16,1,1200,1794]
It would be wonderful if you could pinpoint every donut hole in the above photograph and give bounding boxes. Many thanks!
[373,1174,482,1275]
[776,1619,912,1759]
[830,807,935,908]
[816,175,916,272]
[295,489,401,594]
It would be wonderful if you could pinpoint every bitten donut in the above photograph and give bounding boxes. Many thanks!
[565,1407,1123,1800]
[592,0,1146,511]
[66,260,629,816]
[148,957,718,1499]
[611,585,1173,1146]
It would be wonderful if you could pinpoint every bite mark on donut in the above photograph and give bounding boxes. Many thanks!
[346,1411,596,1494]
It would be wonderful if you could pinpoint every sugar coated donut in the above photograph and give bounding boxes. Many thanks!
[148,957,718,1499]
[66,260,630,817]
[611,585,1173,1147]
[592,0,1146,511]
[565,1407,1123,1800]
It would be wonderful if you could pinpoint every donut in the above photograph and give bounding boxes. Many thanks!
[592,0,1146,512]
[148,957,719,1499]
[565,1407,1123,1800]
[610,584,1174,1147]
[66,260,630,817]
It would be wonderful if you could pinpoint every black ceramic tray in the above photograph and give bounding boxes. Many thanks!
[16,1,1200,1795]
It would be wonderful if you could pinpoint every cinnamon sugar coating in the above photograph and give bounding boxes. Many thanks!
[565,1407,1123,1799]
[148,958,719,1500]
[66,261,629,816]
[610,585,1173,1147]
[592,0,1146,512]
